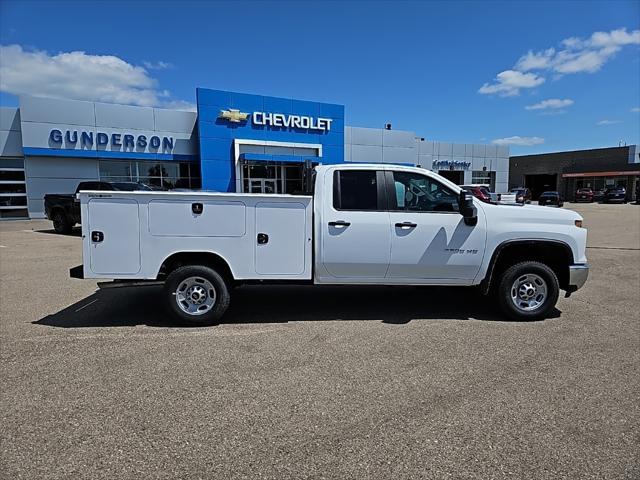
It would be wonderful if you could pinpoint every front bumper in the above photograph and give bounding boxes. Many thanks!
[569,264,589,290]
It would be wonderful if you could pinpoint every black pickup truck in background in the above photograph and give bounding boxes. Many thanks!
[44,181,153,234]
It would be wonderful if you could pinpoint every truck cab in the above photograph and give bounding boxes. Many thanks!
[314,165,487,284]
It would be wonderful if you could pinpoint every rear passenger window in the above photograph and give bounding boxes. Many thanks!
[333,170,380,211]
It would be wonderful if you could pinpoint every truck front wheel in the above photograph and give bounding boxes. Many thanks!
[52,211,72,234]
[497,261,559,321]
[164,265,231,326]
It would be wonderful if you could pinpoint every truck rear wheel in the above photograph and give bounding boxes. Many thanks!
[164,265,231,326]
[52,211,72,234]
[496,261,559,321]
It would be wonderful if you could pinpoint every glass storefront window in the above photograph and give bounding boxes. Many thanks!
[98,160,200,190]
[0,157,27,218]
[99,161,133,179]
[472,170,495,190]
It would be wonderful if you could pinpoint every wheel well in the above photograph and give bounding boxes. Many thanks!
[157,252,234,283]
[486,241,573,291]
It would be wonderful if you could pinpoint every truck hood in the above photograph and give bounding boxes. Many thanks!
[481,202,583,225]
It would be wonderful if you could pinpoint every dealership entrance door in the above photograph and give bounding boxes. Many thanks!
[241,162,306,194]
[438,170,464,185]
[236,141,320,194]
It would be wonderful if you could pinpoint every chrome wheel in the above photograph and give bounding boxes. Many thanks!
[175,276,217,316]
[510,273,547,312]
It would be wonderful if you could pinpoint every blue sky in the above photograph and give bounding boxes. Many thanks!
[1,0,638,154]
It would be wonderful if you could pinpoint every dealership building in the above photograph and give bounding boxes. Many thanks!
[509,145,639,202]
[0,88,510,219]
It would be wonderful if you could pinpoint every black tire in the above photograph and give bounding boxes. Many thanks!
[496,261,559,321]
[52,211,72,234]
[164,265,231,326]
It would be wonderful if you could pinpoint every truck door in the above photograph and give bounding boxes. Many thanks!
[385,169,486,281]
[87,197,141,275]
[320,169,391,278]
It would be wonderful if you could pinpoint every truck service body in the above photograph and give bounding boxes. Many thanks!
[73,164,589,324]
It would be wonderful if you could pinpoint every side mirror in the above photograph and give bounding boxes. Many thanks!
[459,190,478,226]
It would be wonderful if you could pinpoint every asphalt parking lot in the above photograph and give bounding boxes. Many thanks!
[1,202,639,479]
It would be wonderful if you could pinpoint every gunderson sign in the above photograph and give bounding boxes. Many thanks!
[218,109,333,132]
[48,129,174,151]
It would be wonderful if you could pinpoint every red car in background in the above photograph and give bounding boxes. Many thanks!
[575,188,594,202]
[461,185,493,203]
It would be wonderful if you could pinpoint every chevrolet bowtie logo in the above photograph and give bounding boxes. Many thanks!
[218,109,249,123]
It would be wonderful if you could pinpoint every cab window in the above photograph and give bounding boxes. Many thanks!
[390,171,459,212]
[333,170,383,211]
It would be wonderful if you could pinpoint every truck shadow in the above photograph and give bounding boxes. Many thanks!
[33,284,560,328]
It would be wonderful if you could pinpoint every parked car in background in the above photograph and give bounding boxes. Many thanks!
[538,191,564,207]
[460,185,492,203]
[575,188,594,202]
[603,187,627,204]
[510,187,532,204]
[44,181,153,234]
[592,189,606,202]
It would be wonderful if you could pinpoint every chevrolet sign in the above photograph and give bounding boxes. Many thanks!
[218,108,333,132]
[218,109,249,123]
[253,112,333,132]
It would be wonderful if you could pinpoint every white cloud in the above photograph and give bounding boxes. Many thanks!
[590,28,640,48]
[143,60,173,70]
[525,98,574,110]
[0,44,192,109]
[481,28,640,96]
[492,136,545,146]
[478,70,545,97]
[521,28,640,75]
[596,119,621,125]
[632,107,640,113]
[552,46,620,74]
[515,48,556,71]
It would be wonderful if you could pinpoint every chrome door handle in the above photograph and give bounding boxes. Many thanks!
[328,220,351,227]
[395,222,417,229]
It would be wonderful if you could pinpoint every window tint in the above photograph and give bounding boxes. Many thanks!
[391,171,459,212]
[333,170,380,211]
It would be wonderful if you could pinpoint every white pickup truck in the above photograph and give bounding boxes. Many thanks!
[72,164,589,325]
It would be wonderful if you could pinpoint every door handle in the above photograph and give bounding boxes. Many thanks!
[192,202,203,214]
[91,231,104,242]
[257,233,269,244]
[395,222,417,228]
[328,220,351,227]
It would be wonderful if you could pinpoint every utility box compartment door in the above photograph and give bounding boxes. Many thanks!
[148,200,246,237]
[88,198,141,275]
[255,202,308,275]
